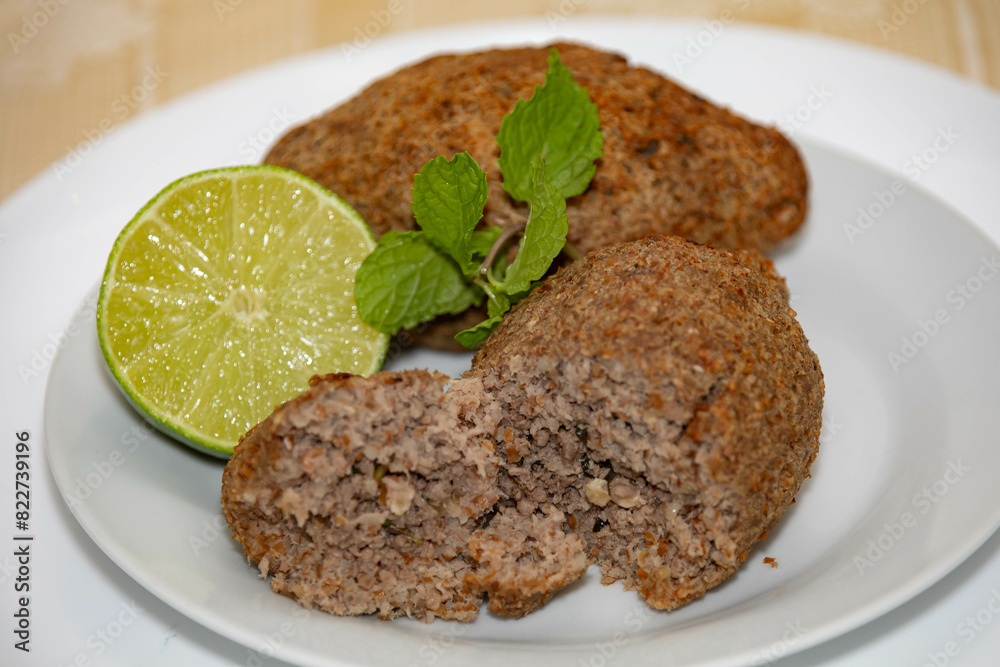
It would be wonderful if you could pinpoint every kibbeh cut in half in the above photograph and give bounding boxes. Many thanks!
[472,235,824,610]
[222,235,824,620]
[221,369,587,622]
[265,42,809,349]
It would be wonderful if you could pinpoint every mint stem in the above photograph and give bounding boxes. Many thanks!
[472,276,503,312]
[479,223,525,281]
[561,241,583,261]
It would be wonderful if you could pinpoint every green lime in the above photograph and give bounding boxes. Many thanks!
[97,166,388,457]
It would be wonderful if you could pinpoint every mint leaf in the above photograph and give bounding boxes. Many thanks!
[497,49,603,202]
[356,50,603,352]
[493,158,568,295]
[455,314,503,349]
[411,152,488,275]
[469,226,503,261]
[455,287,511,350]
[486,290,511,319]
[354,230,482,335]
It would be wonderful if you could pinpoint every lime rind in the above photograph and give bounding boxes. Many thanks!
[97,165,388,458]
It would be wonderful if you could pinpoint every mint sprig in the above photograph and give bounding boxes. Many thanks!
[498,48,603,202]
[354,48,603,349]
[454,291,509,349]
[491,157,569,295]
[411,153,489,276]
[469,225,504,259]
[354,231,482,335]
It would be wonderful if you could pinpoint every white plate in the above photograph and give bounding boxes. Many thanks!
[41,26,1000,667]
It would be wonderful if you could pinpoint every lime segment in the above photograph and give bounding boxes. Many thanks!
[97,166,388,457]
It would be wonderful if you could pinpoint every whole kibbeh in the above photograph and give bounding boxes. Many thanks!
[472,235,824,610]
[222,236,823,620]
[265,42,809,350]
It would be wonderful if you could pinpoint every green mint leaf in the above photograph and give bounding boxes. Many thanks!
[486,290,511,319]
[497,48,603,202]
[411,152,489,276]
[455,289,510,350]
[455,313,504,349]
[354,230,482,335]
[469,226,504,261]
[493,158,568,295]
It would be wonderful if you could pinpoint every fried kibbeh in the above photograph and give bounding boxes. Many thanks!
[265,42,809,350]
[472,235,824,610]
[266,42,806,253]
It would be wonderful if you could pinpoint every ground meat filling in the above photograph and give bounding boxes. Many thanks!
[222,371,501,622]
[222,370,589,622]
[464,506,588,619]
[479,357,746,609]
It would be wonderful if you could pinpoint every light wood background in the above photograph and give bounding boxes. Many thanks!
[1,0,998,201]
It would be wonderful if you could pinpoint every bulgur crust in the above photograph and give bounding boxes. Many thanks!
[265,42,809,350]
[266,42,806,253]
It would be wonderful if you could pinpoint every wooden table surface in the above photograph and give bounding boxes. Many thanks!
[1,0,997,201]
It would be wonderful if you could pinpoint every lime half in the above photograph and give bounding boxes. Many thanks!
[97,166,388,457]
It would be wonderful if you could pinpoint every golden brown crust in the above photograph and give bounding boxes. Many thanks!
[266,42,809,351]
[266,42,807,254]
